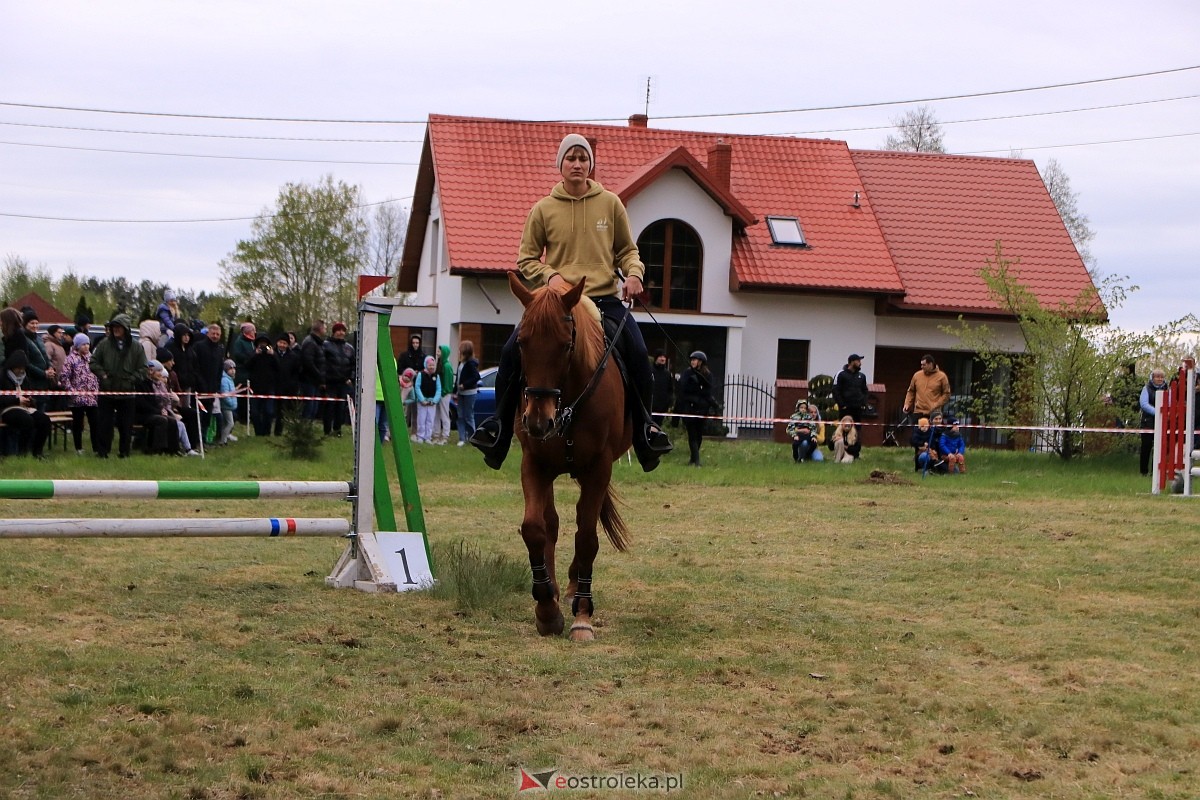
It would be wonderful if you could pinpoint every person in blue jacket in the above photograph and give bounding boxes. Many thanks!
[938,420,967,474]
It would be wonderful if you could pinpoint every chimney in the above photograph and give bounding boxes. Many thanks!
[707,139,732,191]
[628,114,648,128]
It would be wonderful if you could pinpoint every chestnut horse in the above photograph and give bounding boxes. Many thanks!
[507,271,631,641]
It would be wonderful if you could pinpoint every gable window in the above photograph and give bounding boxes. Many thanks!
[637,219,702,312]
[766,216,807,246]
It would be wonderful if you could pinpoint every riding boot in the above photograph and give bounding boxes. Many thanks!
[468,341,520,470]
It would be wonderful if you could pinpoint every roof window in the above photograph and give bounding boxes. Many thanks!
[766,216,807,246]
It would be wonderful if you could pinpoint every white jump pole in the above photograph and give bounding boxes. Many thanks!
[0,517,351,539]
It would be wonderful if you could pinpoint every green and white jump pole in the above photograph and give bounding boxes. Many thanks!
[0,480,352,500]
[1,291,434,592]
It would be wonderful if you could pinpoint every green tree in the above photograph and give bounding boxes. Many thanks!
[945,243,1198,460]
[220,176,368,331]
[1,255,54,306]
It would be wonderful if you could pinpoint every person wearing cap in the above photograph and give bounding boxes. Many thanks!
[469,132,672,471]
[60,332,100,455]
[90,313,147,458]
[676,351,719,467]
[412,354,441,444]
[18,309,54,403]
[833,353,870,423]
[135,359,183,455]
[322,322,354,437]
[215,359,240,445]
[0,349,52,458]
[273,332,301,436]
[938,419,967,474]
[902,354,952,418]
[155,289,181,341]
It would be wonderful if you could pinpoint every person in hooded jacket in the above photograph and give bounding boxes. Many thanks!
[676,351,719,467]
[299,320,327,421]
[273,332,301,436]
[166,327,201,449]
[89,312,147,458]
[433,343,454,444]
[469,133,671,472]
[321,322,354,436]
[247,334,280,436]
[0,350,52,458]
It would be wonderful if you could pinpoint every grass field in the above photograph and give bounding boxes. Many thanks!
[1,432,1198,799]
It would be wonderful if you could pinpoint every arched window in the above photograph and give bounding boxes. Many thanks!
[637,219,702,312]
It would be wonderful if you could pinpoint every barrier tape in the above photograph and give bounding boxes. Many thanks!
[659,411,1152,436]
[4,390,1153,436]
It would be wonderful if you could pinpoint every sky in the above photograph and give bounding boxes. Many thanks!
[1,0,1197,335]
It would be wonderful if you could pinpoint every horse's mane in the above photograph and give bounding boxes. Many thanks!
[523,287,605,369]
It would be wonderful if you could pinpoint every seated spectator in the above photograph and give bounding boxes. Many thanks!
[135,360,180,455]
[0,350,52,458]
[786,399,825,462]
[911,416,934,476]
[939,420,967,474]
[830,415,861,463]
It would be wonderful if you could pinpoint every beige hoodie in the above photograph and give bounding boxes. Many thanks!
[517,179,645,297]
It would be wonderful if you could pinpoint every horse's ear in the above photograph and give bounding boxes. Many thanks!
[508,271,534,308]
[562,277,586,311]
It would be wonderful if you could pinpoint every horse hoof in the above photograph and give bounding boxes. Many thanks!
[536,610,564,637]
[569,623,594,642]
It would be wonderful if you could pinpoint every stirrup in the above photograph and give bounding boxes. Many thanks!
[644,424,673,454]
[468,419,500,448]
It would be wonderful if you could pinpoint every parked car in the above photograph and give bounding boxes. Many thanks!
[449,366,497,430]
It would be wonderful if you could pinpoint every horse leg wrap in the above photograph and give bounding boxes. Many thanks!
[570,577,593,616]
[531,562,554,603]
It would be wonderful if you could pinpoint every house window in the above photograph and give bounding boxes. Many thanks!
[776,339,810,380]
[637,219,702,312]
[766,216,806,246]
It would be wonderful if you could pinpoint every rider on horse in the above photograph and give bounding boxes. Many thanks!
[469,133,672,472]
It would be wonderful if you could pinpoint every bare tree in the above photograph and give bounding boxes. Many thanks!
[365,201,408,282]
[1039,158,1096,270]
[883,105,947,153]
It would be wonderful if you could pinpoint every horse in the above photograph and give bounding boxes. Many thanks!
[506,271,632,641]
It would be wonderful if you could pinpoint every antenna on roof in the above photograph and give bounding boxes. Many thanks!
[644,77,652,118]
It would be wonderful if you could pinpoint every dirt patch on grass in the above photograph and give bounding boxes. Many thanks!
[866,469,909,485]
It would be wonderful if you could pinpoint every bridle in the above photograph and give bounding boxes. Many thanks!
[522,303,628,445]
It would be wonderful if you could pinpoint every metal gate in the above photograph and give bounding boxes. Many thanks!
[723,374,776,439]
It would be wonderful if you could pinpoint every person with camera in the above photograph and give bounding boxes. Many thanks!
[676,351,719,467]
[247,334,280,437]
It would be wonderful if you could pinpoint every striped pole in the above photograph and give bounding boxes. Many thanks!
[0,480,352,500]
[0,517,351,539]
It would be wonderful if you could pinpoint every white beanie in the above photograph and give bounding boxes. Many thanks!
[556,133,594,173]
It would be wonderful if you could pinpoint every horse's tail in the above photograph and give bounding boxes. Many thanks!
[600,484,630,552]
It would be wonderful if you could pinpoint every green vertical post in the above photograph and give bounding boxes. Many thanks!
[372,442,397,532]
[375,324,430,567]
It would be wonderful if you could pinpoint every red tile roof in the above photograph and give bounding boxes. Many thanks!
[7,292,71,324]
[850,150,1095,315]
[400,115,1096,317]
